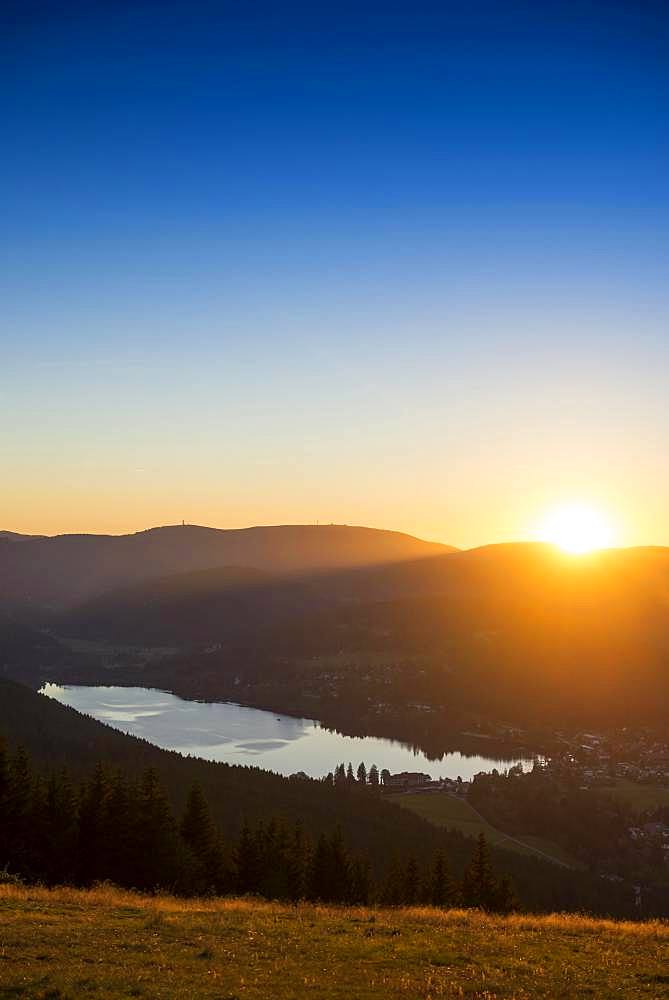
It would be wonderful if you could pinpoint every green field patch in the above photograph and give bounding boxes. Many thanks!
[601,779,669,813]
[387,792,581,867]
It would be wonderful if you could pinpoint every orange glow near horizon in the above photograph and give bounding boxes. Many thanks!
[534,503,617,554]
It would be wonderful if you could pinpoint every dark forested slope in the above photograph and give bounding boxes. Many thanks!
[0,679,636,916]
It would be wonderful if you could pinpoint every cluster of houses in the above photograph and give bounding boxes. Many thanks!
[384,771,433,790]
[550,729,669,787]
[628,820,669,861]
[383,771,470,796]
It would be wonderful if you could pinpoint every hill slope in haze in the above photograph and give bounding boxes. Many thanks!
[61,539,669,642]
[50,542,669,731]
[0,531,46,542]
[0,523,453,610]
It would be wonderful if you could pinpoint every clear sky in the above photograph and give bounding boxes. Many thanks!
[3,1,668,547]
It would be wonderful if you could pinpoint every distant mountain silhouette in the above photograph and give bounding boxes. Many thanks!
[0,523,454,609]
[0,531,46,543]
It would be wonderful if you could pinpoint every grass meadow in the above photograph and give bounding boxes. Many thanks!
[1,884,668,999]
[386,792,580,868]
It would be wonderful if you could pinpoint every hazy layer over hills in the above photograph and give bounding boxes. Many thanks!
[0,523,453,609]
[59,539,669,646]
[51,541,669,731]
[4,531,669,732]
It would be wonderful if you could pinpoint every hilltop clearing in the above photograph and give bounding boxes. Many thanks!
[1,885,667,999]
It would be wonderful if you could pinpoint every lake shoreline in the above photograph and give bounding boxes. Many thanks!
[40,682,534,781]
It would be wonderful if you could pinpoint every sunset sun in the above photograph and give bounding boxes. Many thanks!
[536,503,617,554]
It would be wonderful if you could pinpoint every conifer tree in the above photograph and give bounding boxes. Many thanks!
[0,739,10,867]
[346,762,355,785]
[380,857,405,906]
[181,782,215,858]
[368,764,379,788]
[284,822,310,901]
[356,762,367,785]
[235,821,260,894]
[307,832,330,901]
[403,857,420,905]
[77,762,110,884]
[180,781,226,893]
[327,828,351,900]
[492,874,516,914]
[103,770,136,888]
[135,768,181,891]
[427,850,457,907]
[6,747,33,876]
[0,739,9,814]
[256,818,285,898]
[26,773,48,880]
[462,834,498,910]
[41,771,78,885]
[348,857,371,904]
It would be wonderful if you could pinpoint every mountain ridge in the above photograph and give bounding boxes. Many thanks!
[0,522,455,610]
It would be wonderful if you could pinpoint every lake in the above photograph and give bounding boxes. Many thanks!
[40,683,530,781]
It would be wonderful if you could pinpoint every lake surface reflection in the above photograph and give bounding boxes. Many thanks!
[41,684,530,780]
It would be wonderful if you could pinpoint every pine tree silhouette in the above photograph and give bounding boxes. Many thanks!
[381,857,405,906]
[427,850,458,907]
[462,834,499,911]
[135,768,181,891]
[77,762,109,884]
[42,770,78,884]
[403,857,420,905]
[181,781,227,893]
[349,857,371,904]
[284,822,309,901]
[234,821,260,894]
[307,833,330,901]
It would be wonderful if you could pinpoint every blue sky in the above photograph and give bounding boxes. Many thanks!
[2,2,668,544]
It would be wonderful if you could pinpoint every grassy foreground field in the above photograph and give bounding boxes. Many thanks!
[1,886,668,999]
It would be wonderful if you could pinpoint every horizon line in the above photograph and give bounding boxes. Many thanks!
[1,522,665,555]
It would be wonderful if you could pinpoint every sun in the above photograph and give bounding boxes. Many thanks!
[535,503,616,554]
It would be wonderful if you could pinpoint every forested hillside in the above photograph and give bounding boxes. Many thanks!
[0,737,515,911]
[0,680,640,916]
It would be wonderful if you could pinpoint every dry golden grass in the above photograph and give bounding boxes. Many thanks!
[1,884,667,999]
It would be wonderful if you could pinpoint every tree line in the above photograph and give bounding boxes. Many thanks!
[325,762,383,787]
[0,739,513,911]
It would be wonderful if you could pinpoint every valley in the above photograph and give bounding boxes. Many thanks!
[2,525,669,921]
